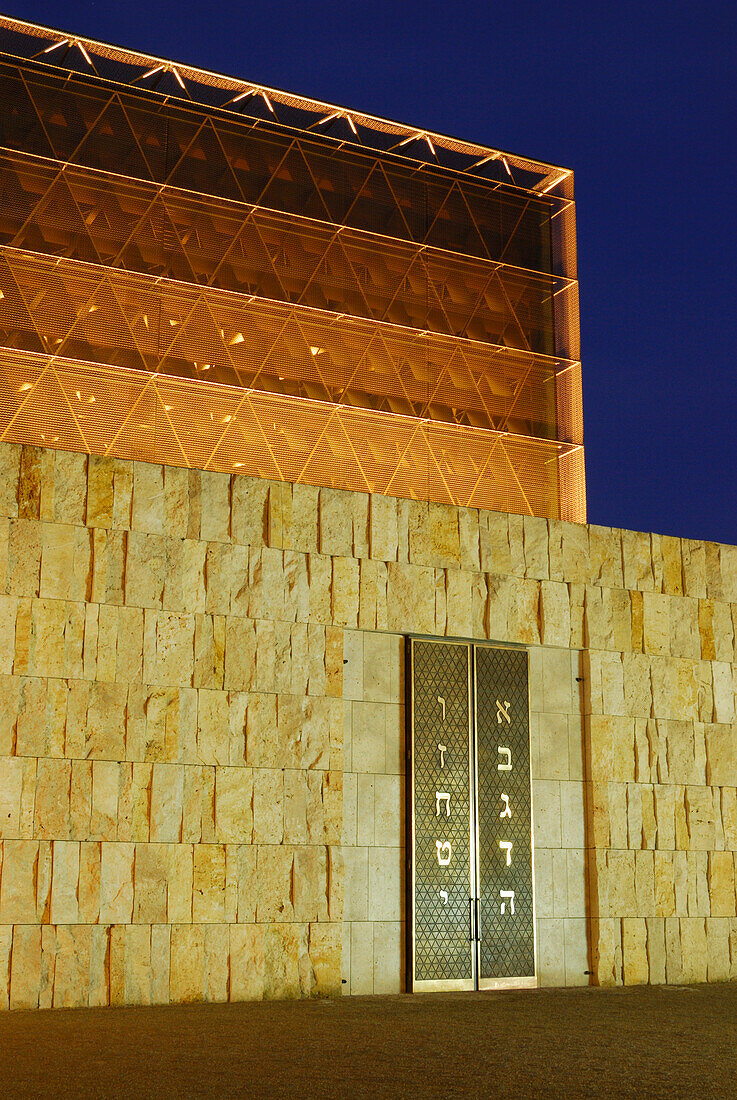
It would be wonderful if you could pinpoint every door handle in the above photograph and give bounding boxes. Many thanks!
[469,897,475,942]
[475,898,482,943]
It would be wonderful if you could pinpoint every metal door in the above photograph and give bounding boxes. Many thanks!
[407,637,536,993]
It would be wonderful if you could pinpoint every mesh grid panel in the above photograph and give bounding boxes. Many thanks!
[0,35,586,520]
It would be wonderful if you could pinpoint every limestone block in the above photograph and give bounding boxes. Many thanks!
[254,620,276,693]
[86,456,131,529]
[708,851,736,916]
[509,578,540,646]
[107,924,126,1006]
[621,529,654,592]
[82,681,127,760]
[90,761,119,841]
[131,461,165,535]
[679,917,708,983]
[484,574,511,643]
[606,850,636,918]
[214,767,253,844]
[17,447,43,520]
[722,789,737,851]
[121,924,152,1006]
[0,757,23,838]
[704,918,731,982]
[622,918,649,983]
[253,768,284,844]
[425,503,460,569]
[653,852,676,917]
[167,844,193,922]
[0,840,40,922]
[662,916,683,982]
[681,540,706,599]
[201,924,228,1002]
[229,924,265,1001]
[712,661,735,723]
[124,531,166,609]
[146,611,195,686]
[308,922,341,996]
[0,596,17,675]
[387,563,440,633]
[331,556,359,628]
[90,529,126,607]
[282,551,309,624]
[246,547,284,621]
[520,515,548,580]
[643,918,666,984]
[454,508,479,573]
[442,569,470,638]
[191,844,226,923]
[264,923,307,999]
[150,763,184,843]
[86,924,109,1007]
[100,843,134,923]
[365,493,398,564]
[69,759,92,841]
[559,521,589,584]
[282,483,316,556]
[40,523,91,603]
[318,488,353,558]
[78,842,101,922]
[170,924,205,1003]
[703,542,724,601]
[194,613,225,689]
[302,553,330,625]
[657,535,682,596]
[0,442,21,518]
[182,765,216,844]
[131,843,168,924]
[634,850,655,916]
[199,471,231,543]
[9,925,42,1009]
[230,476,268,548]
[433,569,447,636]
[705,724,735,786]
[642,593,670,657]
[478,511,511,575]
[591,919,622,986]
[711,602,734,663]
[622,653,652,718]
[536,582,568,649]
[685,849,710,915]
[283,770,310,845]
[293,846,329,922]
[256,846,295,922]
[587,526,623,588]
[196,688,230,765]
[7,519,41,597]
[34,758,72,840]
[220,618,254,695]
[168,539,206,614]
[667,596,699,660]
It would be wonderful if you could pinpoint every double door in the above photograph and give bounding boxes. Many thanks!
[406,637,536,992]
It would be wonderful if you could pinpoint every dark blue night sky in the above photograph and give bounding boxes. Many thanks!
[3,0,736,543]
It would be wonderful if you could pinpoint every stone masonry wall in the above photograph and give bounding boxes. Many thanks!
[0,440,736,1007]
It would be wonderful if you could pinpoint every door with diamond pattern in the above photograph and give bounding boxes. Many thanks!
[407,637,536,992]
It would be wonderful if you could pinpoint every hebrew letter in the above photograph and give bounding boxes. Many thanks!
[499,793,512,819]
[499,841,513,867]
[497,746,512,771]
[438,744,447,769]
[436,840,452,866]
[435,791,451,817]
[500,890,515,915]
[439,889,448,904]
[437,696,446,721]
[496,699,511,725]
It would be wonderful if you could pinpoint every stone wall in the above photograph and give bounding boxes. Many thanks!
[0,441,736,1008]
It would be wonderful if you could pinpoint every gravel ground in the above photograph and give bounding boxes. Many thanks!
[1,983,736,1099]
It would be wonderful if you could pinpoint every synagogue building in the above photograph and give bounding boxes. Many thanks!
[0,15,734,1009]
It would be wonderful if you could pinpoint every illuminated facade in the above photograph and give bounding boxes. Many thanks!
[0,15,584,521]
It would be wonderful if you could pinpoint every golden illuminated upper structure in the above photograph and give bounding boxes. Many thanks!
[0,15,584,520]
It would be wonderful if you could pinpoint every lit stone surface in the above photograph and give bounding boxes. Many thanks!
[0,442,736,1007]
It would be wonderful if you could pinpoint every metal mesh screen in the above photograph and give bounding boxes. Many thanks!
[0,38,585,521]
